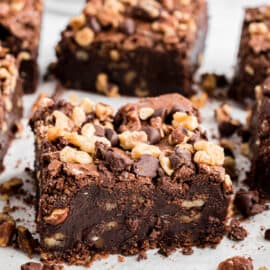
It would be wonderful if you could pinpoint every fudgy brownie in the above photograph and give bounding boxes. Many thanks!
[230,5,270,104]
[30,93,232,265]
[0,0,43,93]
[0,47,23,172]
[49,0,208,97]
[249,77,270,198]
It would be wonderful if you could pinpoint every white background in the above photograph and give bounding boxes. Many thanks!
[1,0,270,269]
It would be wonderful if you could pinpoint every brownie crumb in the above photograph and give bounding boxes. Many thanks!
[118,255,125,263]
[0,213,16,247]
[217,256,253,270]
[182,247,194,255]
[200,73,229,96]
[0,177,23,195]
[215,103,241,137]
[234,190,267,217]
[227,219,247,241]
[21,262,64,270]
[264,229,270,241]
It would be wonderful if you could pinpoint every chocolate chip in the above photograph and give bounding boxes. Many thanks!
[234,190,266,217]
[105,128,119,146]
[170,126,188,144]
[227,219,247,241]
[142,126,161,144]
[94,124,105,137]
[21,262,43,270]
[217,256,253,270]
[170,148,193,170]
[134,155,159,178]
[153,108,167,120]
[120,18,135,35]
[264,229,270,241]
[105,149,133,172]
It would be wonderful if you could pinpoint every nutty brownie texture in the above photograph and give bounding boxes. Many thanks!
[217,256,253,270]
[230,5,270,104]
[30,93,232,265]
[0,0,43,93]
[249,77,270,199]
[49,0,208,97]
[0,47,23,172]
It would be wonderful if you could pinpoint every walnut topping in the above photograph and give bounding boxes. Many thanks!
[245,65,255,75]
[71,106,86,127]
[44,208,69,225]
[44,233,65,248]
[60,146,93,164]
[249,22,268,35]
[79,98,94,113]
[110,50,120,61]
[95,103,114,121]
[96,73,119,97]
[181,199,205,209]
[194,141,224,166]
[47,127,64,142]
[10,0,25,12]
[139,107,154,120]
[69,14,86,30]
[172,112,198,131]
[75,27,95,47]
[52,110,72,130]
[119,131,147,149]
[223,174,233,193]
[131,143,161,159]
[81,123,96,138]
[159,153,174,175]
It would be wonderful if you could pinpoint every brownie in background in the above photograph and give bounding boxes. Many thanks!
[0,0,43,93]
[49,0,208,97]
[230,5,270,104]
[0,47,23,172]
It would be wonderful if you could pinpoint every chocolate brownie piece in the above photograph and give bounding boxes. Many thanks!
[49,0,208,97]
[0,47,23,172]
[0,0,43,93]
[249,77,270,198]
[30,93,232,265]
[230,5,270,104]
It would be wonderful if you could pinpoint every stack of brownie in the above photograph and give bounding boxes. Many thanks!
[30,93,232,264]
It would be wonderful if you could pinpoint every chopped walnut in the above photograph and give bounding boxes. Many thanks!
[194,140,224,166]
[131,143,161,159]
[69,14,86,30]
[119,131,147,149]
[44,208,69,225]
[172,112,198,131]
[159,153,174,176]
[81,123,96,138]
[71,106,86,127]
[95,103,114,121]
[75,27,95,47]
[44,233,65,248]
[60,146,93,164]
[79,98,94,113]
[0,213,15,247]
[181,199,205,209]
[139,107,154,120]
[249,22,268,35]
[52,110,72,131]
[47,127,64,142]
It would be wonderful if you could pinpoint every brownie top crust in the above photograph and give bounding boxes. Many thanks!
[0,0,43,52]
[30,93,232,215]
[242,5,270,55]
[62,0,206,52]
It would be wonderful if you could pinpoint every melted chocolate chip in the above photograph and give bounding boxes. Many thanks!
[120,18,135,35]
[170,148,193,170]
[142,126,161,144]
[134,155,159,178]
[105,128,119,146]
[105,149,133,172]
[264,229,270,241]
[94,125,105,137]
[170,126,188,144]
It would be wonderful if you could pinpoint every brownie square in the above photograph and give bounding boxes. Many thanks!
[249,77,270,198]
[50,0,208,97]
[30,93,232,265]
[0,47,23,172]
[230,5,270,104]
[0,0,43,93]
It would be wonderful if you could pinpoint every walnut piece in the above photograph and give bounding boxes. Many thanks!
[172,112,198,131]
[44,233,65,248]
[119,131,147,149]
[131,143,161,159]
[52,110,72,131]
[139,107,154,120]
[71,106,86,127]
[60,146,93,164]
[181,199,205,209]
[75,27,95,47]
[159,153,174,176]
[44,208,69,225]
[95,103,114,121]
[194,140,224,166]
